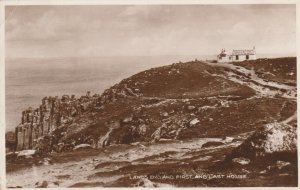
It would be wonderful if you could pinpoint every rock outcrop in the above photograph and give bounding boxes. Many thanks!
[13,92,100,151]
[226,121,297,161]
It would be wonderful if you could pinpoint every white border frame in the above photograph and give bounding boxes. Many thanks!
[0,0,298,190]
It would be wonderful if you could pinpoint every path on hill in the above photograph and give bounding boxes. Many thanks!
[204,61,297,127]
[203,61,296,100]
[282,111,297,124]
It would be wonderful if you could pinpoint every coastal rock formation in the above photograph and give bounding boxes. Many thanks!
[13,92,100,151]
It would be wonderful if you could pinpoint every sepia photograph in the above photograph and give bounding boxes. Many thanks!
[2,0,298,188]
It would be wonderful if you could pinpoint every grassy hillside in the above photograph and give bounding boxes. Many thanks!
[7,57,297,187]
[232,57,296,85]
[7,58,296,152]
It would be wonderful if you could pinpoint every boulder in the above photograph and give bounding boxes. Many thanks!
[201,141,224,148]
[36,181,48,188]
[38,158,52,165]
[17,149,36,158]
[189,118,200,126]
[160,112,169,117]
[122,116,133,123]
[232,157,251,165]
[151,127,162,143]
[73,144,92,150]
[228,122,296,159]
[259,170,267,174]
[187,106,196,110]
[262,122,296,154]
[5,131,16,145]
[276,160,291,170]
[223,136,234,143]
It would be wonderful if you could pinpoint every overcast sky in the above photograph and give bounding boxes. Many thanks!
[5,4,296,58]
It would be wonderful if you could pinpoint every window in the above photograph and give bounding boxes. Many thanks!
[246,55,249,60]
[236,55,239,60]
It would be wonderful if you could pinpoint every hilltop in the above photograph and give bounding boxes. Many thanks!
[6,57,297,187]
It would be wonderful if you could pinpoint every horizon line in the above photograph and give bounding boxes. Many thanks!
[5,53,297,60]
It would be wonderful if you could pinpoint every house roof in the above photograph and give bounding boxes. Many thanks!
[218,49,229,56]
[232,49,255,55]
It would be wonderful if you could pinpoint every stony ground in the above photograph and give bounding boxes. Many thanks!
[6,57,297,187]
[7,135,246,187]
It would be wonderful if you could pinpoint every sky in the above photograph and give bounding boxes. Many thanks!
[5,4,296,58]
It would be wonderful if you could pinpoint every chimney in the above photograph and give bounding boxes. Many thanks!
[86,91,91,97]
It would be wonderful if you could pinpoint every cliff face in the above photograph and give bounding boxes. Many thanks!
[14,92,100,151]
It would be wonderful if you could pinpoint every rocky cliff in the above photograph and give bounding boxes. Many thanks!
[12,92,100,151]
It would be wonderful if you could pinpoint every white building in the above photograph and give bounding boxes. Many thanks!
[217,47,256,63]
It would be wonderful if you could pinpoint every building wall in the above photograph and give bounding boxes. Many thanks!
[217,55,231,63]
[218,54,256,63]
[249,54,256,60]
[232,55,246,62]
[231,54,256,62]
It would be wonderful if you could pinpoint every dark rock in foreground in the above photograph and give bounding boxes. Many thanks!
[201,141,224,148]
